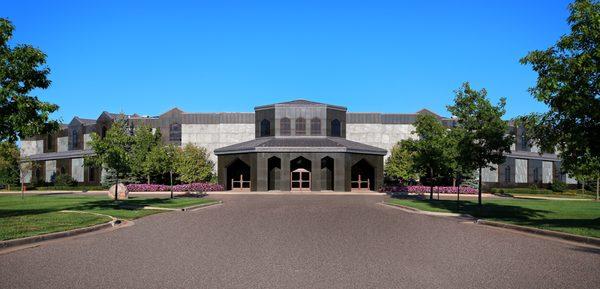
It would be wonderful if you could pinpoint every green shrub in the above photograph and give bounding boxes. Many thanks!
[550,181,567,192]
[54,174,76,187]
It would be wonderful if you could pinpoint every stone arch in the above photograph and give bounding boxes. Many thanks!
[320,156,334,191]
[351,159,374,191]
[268,156,281,191]
[226,158,251,191]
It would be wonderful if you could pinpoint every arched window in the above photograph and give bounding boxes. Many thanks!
[89,167,96,182]
[331,119,341,137]
[280,118,291,136]
[504,166,511,183]
[520,133,528,150]
[47,135,53,150]
[169,123,182,142]
[260,119,271,137]
[533,167,539,182]
[310,118,321,135]
[295,117,306,135]
[72,129,79,149]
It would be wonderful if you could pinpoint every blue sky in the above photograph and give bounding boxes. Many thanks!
[5,0,572,121]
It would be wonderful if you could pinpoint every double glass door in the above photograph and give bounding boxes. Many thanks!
[291,168,311,191]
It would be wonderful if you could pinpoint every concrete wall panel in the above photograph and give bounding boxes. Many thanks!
[515,159,527,183]
[71,158,84,182]
[542,161,553,184]
[45,160,56,182]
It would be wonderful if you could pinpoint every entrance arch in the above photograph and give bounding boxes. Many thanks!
[290,156,311,191]
[268,157,281,191]
[351,159,374,191]
[321,157,334,191]
[226,158,251,191]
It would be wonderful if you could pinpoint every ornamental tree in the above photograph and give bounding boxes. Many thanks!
[85,117,133,200]
[519,0,600,184]
[130,125,162,184]
[0,18,59,142]
[0,141,19,190]
[447,82,513,206]
[385,140,418,184]
[174,143,214,184]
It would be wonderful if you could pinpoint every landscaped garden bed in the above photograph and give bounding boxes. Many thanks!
[380,185,478,194]
[126,182,223,192]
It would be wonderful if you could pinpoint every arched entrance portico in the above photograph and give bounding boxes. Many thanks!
[290,156,311,191]
[226,158,251,191]
[351,159,375,191]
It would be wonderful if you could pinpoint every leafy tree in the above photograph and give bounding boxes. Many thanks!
[410,114,452,200]
[85,117,133,200]
[0,141,19,189]
[385,140,418,184]
[130,126,162,184]
[519,0,599,187]
[0,18,59,142]
[570,149,600,200]
[147,144,178,198]
[447,82,513,205]
[175,144,214,184]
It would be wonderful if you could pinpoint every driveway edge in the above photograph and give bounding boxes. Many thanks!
[0,219,122,250]
[382,201,600,247]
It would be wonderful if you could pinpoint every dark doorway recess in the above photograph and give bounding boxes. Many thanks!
[351,159,374,191]
[268,157,281,191]
[227,158,251,191]
[290,156,311,191]
[321,157,334,190]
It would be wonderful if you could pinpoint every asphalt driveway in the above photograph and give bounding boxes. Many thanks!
[0,195,598,289]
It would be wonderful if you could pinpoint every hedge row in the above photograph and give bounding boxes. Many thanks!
[380,185,478,194]
[127,183,224,192]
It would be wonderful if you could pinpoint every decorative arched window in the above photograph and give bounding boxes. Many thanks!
[72,129,79,149]
[533,167,539,182]
[310,118,321,135]
[331,119,341,137]
[504,166,511,183]
[169,123,182,142]
[295,117,306,135]
[260,119,271,137]
[280,118,291,136]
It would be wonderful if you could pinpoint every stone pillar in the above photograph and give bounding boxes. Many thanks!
[281,154,291,191]
[311,155,321,191]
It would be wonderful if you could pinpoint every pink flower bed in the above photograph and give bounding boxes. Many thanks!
[127,182,224,192]
[381,185,477,194]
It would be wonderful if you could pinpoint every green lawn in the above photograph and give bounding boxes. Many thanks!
[388,197,600,238]
[0,194,218,241]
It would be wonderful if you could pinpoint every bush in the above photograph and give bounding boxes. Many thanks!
[54,174,77,186]
[550,181,567,192]
[490,187,552,195]
[380,185,477,194]
[127,182,223,192]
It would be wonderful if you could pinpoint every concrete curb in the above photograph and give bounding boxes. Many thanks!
[382,201,600,247]
[475,219,600,247]
[181,200,222,211]
[0,218,122,250]
[380,202,475,219]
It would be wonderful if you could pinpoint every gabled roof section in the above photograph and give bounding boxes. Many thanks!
[255,99,347,111]
[416,109,441,118]
[69,116,96,126]
[161,107,184,117]
[214,137,387,155]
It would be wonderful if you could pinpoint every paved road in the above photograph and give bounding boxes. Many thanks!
[0,195,598,289]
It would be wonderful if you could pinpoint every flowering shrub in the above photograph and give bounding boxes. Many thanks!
[127,182,223,192]
[381,185,477,194]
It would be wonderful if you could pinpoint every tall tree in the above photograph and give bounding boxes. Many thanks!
[130,125,162,184]
[570,149,600,200]
[384,140,418,184]
[0,18,59,142]
[0,141,20,190]
[519,0,599,184]
[447,82,513,206]
[410,114,452,200]
[147,144,178,198]
[85,117,133,200]
[175,144,214,184]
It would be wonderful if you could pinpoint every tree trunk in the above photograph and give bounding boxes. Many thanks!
[147,175,150,185]
[596,177,600,201]
[115,174,119,201]
[581,180,585,194]
[170,170,174,199]
[478,166,482,206]
[452,178,456,187]
[429,167,434,201]
[457,181,461,212]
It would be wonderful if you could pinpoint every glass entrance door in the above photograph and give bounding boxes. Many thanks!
[290,168,311,191]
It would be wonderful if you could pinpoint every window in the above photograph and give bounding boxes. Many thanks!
[47,135,53,150]
[504,166,511,183]
[310,118,321,135]
[89,167,96,182]
[533,167,539,183]
[331,119,341,137]
[280,118,291,136]
[295,118,306,135]
[169,123,182,142]
[260,119,270,137]
[72,129,78,149]
[520,133,528,150]
[60,166,66,175]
